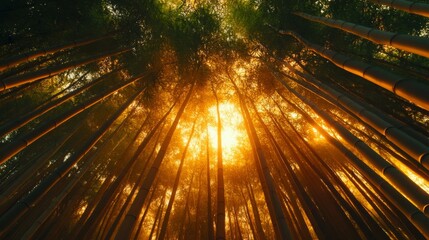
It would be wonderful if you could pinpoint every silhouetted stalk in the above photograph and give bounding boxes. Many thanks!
[279,81,429,213]
[18,113,132,239]
[0,108,95,211]
[240,189,258,239]
[115,81,195,239]
[0,87,143,237]
[277,29,429,110]
[73,104,173,239]
[0,73,146,165]
[276,85,429,237]
[294,12,429,58]
[278,57,429,170]
[177,172,196,240]
[148,188,168,240]
[0,34,115,72]
[132,176,161,240]
[0,48,130,91]
[158,119,197,240]
[232,80,292,239]
[245,183,268,240]
[271,107,390,238]
[212,85,226,240]
[206,125,215,240]
[368,0,429,18]
[0,69,119,138]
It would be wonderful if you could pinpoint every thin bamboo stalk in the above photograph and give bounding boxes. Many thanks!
[0,87,143,237]
[280,60,429,171]
[0,48,130,91]
[114,81,195,239]
[0,73,146,165]
[0,34,115,72]
[275,83,429,237]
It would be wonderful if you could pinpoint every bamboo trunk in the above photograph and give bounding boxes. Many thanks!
[212,87,226,240]
[278,30,429,110]
[294,12,429,58]
[0,70,118,138]
[19,123,130,239]
[235,83,292,240]
[369,0,429,18]
[114,82,195,239]
[74,105,172,239]
[279,60,429,171]
[276,82,429,237]
[158,120,196,240]
[0,48,130,91]
[0,73,145,165]
[0,88,143,237]
[0,34,115,72]
[278,80,429,214]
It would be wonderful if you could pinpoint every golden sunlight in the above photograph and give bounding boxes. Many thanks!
[207,102,247,164]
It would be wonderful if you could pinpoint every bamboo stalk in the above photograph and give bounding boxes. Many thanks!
[369,0,429,18]
[278,29,429,111]
[294,12,429,58]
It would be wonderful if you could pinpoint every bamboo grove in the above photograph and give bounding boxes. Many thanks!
[0,0,429,239]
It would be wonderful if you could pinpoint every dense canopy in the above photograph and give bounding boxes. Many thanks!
[1,0,429,239]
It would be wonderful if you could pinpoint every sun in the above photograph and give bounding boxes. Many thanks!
[207,102,246,164]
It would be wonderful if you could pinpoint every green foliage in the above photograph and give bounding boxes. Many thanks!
[163,6,221,68]
[228,0,263,39]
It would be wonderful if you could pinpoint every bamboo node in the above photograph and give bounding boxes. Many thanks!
[341,57,352,69]
[362,65,373,78]
[419,153,429,166]
[388,32,400,46]
[352,139,364,148]
[423,204,429,215]
[381,165,395,175]
[23,138,30,147]
[408,1,417,12]
[392,78,408,94]
[383,126,396,136]
[366,28,375,39]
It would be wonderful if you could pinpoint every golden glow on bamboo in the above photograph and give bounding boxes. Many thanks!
[208,102,247,164]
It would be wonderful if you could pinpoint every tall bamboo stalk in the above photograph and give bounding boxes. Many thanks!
[0,87,143,237]
[294,12,429,58]
[114,81,195,239]
[231,76,292,240]
[158,119,196,240]
[0,70,119,138]
[277,29,429,110]
[368,0,429,18]
[276,82,429,237]
[0,34,115,72]
[0,73,146,165]
[212,86,226,240]
[0,48,130,91]
[279,60,429,171]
